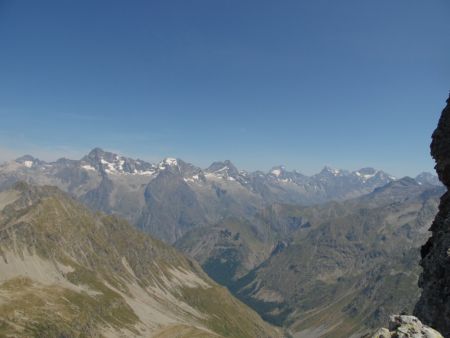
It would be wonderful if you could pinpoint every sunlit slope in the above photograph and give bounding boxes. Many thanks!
[0,182,280,338]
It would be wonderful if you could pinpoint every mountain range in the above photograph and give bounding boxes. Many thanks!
[0,148,436,245]
[0,148,444,337]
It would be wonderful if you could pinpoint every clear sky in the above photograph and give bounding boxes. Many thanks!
[0,0,449,176]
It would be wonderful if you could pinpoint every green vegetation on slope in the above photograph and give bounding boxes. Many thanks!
[231,180,444,337]
[0,183,280,338]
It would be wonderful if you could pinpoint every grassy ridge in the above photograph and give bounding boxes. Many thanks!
[0,183,280,338]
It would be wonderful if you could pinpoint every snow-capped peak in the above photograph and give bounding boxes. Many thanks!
[355,170,377,180]
[163,157,178,166]
[81,148,155,176]
[271,169,281,177]
[158,157,179,170]
[204,160,244,182]
[353,168,396,183]
[269,165,286,178]
[15,155,42,168]
[321,166,342,176]
[207,160,236,172]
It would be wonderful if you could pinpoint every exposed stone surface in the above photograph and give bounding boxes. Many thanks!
[415,94,450,337]
[371,315,443,338]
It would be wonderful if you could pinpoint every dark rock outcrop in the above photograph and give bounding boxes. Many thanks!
[415,94,450,336]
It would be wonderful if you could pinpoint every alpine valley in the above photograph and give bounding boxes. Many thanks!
[0,149,444,337]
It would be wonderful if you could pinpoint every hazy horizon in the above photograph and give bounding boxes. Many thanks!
[0,145,439,178]
[1,1,449,177]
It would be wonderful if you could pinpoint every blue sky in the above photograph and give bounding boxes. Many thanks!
[0,0,449,176]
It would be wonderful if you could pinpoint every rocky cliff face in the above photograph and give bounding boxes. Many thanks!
[415,94,450,336]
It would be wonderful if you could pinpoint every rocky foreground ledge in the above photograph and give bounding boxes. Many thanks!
[371,315,443,338]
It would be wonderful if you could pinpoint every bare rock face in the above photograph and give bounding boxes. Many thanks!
[414,94,450,336]
[371,315,443,338]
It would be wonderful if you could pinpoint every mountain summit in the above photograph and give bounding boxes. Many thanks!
[81,147,155,175]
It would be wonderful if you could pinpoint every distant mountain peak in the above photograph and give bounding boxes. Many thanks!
[82,147,154,176]
[415,172,442,186]
[394,176,419,185]
[83,147,118,163]
[157,157,178,169]
[15,155,43,168]
[208,160,235,170]
[157,157,182,173]
[376,176,419,191]
[87,147,106,155]
[269,165,286,177]
[15,154,36,162]
[354,167,378,180]
[320,166,343,176]
[163,157,178,165]
[15,154,37,166]
[207,160,238,174]
[356,167,377,175]
[204,160,242,183]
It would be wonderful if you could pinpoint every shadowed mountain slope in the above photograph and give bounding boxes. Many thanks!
[230,178,444,337]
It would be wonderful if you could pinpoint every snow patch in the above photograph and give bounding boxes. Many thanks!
[324,166,341,176]
[164,158,178,166]
[81,164,96,171]
[271,169,281,177]
[355,171,381,181]
[362,173,375,180]
[135,170,155,176]
[158,158,178,170]
[331,169,341,176]
[118,159,125,171]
